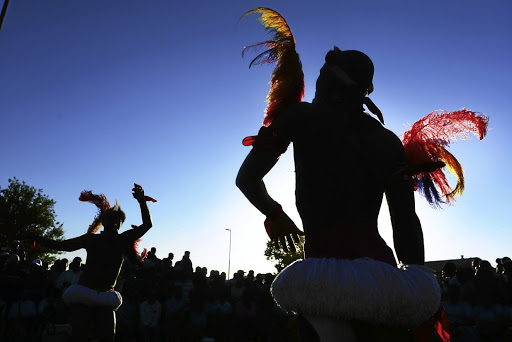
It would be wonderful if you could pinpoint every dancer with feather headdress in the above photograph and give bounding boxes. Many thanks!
[28,184,156,342]
[236,7,487,342]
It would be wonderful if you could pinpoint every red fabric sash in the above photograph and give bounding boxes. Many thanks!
[412,305,451,342]
[303,220,397,267]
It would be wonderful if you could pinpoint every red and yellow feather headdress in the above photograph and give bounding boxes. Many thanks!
[240,8,489,207]
[78,191,110,234]
[241,8,304,127]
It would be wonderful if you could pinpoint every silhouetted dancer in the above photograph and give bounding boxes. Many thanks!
[30,184,155,342]
[237,8,447,342]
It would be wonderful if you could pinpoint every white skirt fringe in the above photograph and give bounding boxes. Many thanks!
[62,284,123,311]
[271,258,440,327]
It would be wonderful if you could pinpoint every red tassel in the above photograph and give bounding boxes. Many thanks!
[433,305,451,342]
[143,196,157,203]
[412,305,451,342]
[242,136,257,146]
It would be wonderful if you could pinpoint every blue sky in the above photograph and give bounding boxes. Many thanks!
[1,0,511,275]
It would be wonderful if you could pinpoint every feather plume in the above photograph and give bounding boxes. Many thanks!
[241,7,304,126]
[79,191,111,233]
[402,109,488,206]
[131,225,148,263]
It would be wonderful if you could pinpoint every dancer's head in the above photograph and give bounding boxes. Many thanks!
[316,47,374,101]
[101,201,125,232]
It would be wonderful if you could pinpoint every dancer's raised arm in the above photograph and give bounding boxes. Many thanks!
[123,184,153,241]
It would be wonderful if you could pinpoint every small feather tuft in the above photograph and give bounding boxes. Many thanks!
[130,226,148,263]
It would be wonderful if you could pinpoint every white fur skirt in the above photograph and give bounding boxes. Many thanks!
[62,284,123,311]
[271,258,440,327]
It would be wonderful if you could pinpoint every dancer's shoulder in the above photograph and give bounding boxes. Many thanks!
[271,102,314,140]
[363,114,402,144]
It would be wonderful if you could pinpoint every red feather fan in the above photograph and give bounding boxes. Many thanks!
[402,109,488,206]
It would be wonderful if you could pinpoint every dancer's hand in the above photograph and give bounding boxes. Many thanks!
[132,183,145,201]
[132,183,157,203]
[265,206,304,253]
[19,232,41,248]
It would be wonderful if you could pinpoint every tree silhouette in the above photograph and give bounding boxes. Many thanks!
[0,177,64,263]
[264,235,305,273]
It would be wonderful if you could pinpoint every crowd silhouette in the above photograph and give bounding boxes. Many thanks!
[0,245,297,342]
[1,243,512,341]
[435,257,512,341]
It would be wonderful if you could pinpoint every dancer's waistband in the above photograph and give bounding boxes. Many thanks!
[304,220,396,266]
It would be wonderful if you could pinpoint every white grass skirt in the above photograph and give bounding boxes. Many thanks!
[271,258,440,327]
[62,284,123,311]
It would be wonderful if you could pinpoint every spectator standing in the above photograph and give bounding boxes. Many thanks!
[139,293,162,342]
[56,257,82,290]
[175,251,193,277]
[162,287,188,342]
[162,252,174,269]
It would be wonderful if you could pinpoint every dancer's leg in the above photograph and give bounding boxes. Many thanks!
[71,304,90,342]
[297,314,321,342]
[303,315,357,342]
[352,320,413,342]
[95,307,116,342]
